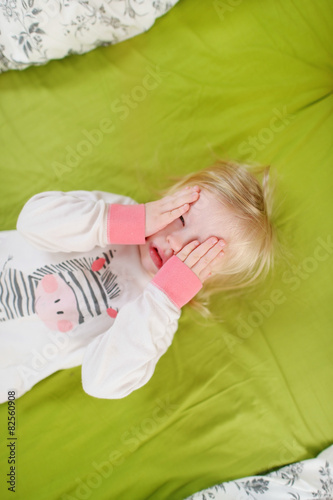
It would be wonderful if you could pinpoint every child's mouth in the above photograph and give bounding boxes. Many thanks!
[149,245,163,270]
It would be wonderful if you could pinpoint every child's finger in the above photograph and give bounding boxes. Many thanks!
[165,203,191,223]
[176,240,201,261]
[159,196,195,227]
[178,185,200,194]
[182,237,220,267]
[161,186,200,210]
[167,190,199,211]
[163,189,200,225]
[176,238,225,283]
[194,247,225,282]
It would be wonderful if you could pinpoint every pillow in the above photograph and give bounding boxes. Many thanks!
[0,0,179,72]
[185,444,333,500]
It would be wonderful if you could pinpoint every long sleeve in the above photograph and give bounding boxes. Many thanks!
[82,256,203,399]
[15,189,203,400]
[16,190,146,252]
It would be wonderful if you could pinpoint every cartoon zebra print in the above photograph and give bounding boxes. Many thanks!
[0,250,120,323]
[0,265,38,321]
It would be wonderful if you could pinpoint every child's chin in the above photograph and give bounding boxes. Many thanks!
[145,263,158,277]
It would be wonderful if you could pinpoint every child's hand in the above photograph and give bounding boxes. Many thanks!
[145,186,200,237]
[175,237,225,283]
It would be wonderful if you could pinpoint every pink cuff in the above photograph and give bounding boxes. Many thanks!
[151,255,203,309]
[107,204,146,245]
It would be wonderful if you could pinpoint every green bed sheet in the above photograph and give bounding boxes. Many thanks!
[0,0,332,499]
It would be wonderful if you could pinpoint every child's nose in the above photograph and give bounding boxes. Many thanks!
[166,233,183,254]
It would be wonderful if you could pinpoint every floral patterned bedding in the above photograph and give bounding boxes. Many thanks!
[185,444,333,500]
[0,0,179,72]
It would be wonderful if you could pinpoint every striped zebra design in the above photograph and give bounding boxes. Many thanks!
[0,250,120,326]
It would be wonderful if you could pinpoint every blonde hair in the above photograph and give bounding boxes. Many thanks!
[161,159,276,318]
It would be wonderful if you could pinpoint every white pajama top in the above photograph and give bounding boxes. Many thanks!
[0,190,202,403]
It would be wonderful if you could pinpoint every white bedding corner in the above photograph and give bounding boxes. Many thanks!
[184,444,333,500]
[0,0,179,72]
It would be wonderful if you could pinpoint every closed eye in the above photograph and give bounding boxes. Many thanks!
[179,215,185,226]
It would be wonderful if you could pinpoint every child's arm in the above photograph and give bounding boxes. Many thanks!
[16,191,144,252]
[81,256,202,399]
[16,188,198,252]
[81,239,223,400]
[16,190,145,252]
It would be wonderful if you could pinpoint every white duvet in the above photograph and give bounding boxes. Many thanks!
[0,0,179,72]
[185,444,333,500]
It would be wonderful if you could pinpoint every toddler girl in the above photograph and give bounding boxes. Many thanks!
[0,160,274,403]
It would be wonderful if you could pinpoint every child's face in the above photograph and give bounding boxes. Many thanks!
[139,189,233,277]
